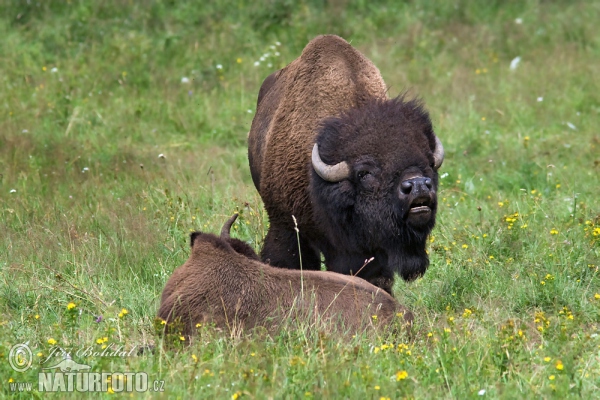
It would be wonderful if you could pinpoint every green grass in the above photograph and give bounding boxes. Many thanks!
[1,0,599,398]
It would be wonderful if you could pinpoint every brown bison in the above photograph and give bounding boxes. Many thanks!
[158,214,412,337]
[248,35,444,294]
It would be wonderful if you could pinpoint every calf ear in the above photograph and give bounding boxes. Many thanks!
[190,231,203,248]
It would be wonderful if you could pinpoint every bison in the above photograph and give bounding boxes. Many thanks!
[158,214,412,337]
[248,35,444,294]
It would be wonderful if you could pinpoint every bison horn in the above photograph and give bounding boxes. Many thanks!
[433,136,445,170]
[220,213,239,240]
[311,144,351,182]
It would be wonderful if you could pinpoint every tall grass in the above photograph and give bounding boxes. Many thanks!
[1,0,599,398]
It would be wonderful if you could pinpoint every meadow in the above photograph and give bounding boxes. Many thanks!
[1,0,599,398]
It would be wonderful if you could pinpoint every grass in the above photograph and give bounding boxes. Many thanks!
[1,0,599,398]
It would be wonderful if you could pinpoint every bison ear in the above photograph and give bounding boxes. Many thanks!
[189,231,203,248]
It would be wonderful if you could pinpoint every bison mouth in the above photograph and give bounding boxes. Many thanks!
[406,197,433,225]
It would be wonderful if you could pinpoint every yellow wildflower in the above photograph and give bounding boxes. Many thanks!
[47,338,57,345]
[396,370,408,381]
[67,302,76,310]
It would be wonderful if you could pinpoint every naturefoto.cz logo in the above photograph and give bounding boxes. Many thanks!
[8,343,165,393]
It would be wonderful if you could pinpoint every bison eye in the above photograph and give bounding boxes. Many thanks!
[357,170,370,180]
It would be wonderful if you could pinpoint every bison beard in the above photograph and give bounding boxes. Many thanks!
[248,35,443,295]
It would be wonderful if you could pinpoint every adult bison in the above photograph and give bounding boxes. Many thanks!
[248,35,444,294]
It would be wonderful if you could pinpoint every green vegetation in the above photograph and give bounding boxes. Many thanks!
[1,0,599,398]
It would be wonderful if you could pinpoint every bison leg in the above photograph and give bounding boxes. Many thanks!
[261,224,321,271]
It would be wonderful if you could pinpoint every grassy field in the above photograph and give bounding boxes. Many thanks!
[1,0,599,398]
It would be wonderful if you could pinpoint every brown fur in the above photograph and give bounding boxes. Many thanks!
[248,35,386,219]
[158,215,412,337]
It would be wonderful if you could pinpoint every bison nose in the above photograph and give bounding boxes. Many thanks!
[400,177,432,196]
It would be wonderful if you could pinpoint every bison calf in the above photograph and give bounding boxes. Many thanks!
[158,214,412,337]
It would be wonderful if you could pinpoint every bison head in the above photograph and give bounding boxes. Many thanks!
[309,96,443,282]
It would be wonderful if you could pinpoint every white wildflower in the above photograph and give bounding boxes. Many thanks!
[514,18,523,24]
[537,97,543,102]
[181,77,190,84]
[10,189,17,193]
[478,389,486,396]
[509,56,521,71]
[216,64,223,70]
[158,153,166,159]
[51,67,58,73]
[254,61,260,67]
[566,122,576,130]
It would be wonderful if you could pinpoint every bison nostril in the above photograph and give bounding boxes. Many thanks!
[425,178,432,189]
[400,181,413,195]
